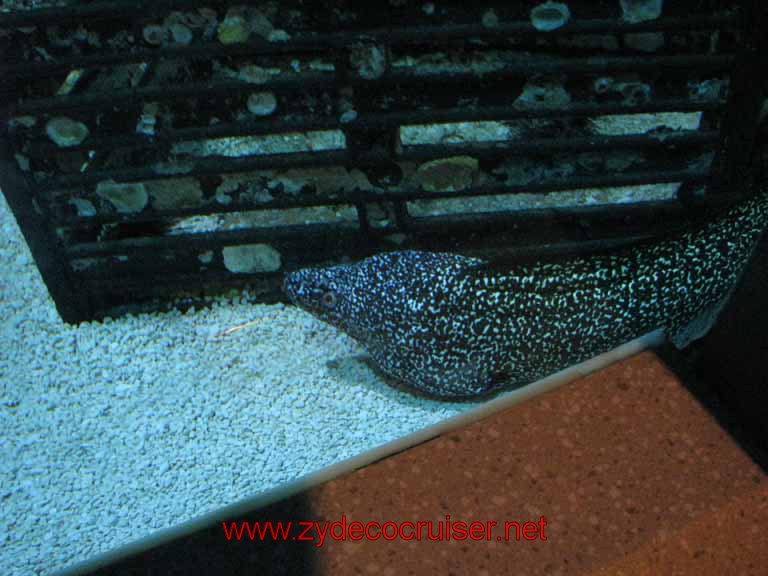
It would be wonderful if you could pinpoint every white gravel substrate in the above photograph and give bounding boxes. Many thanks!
[0,191,472,576]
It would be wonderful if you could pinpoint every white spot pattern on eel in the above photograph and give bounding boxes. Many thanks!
[284,185,768,399]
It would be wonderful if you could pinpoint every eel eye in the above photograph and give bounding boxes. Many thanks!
[321,291,337,308]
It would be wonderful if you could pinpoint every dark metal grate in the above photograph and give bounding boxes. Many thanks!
[0,0,764,323]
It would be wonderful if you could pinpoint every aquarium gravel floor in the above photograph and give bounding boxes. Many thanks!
[0,192,473,576]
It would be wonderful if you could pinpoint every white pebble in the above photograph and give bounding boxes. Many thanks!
[247,92,278,116]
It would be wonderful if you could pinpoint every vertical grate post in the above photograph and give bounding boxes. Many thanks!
[711,0,767,192]
[0,137,91,322]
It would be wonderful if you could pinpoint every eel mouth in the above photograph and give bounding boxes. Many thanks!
[281,271,326,317]
[282,272,299,303]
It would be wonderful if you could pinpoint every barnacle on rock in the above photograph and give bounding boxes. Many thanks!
[619,0,663,23]
[350,45,387,80]
[46,117,89,147]
[530,2,571,32]
[247,92,278,116]
[142,24,167,46]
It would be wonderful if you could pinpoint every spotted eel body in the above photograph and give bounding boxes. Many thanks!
[284,186,768,398]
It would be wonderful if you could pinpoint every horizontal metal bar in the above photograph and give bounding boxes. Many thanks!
[7,72,336,116]
[0,0,213,27]
[1,14,738,78]
[43,148,348,190]
[7,53,734,118]
[389,54,736,83]
[31,112,343,156]
[414,189,732,254]
[43,131,716,192]
[57,167,710,228]
[65,219,355,258]
[61,166,712,253]
[71,234,656,290]
[66,189,725,263]
[26,98,726,158]
[402,130,719,160]
[366,99,723,130]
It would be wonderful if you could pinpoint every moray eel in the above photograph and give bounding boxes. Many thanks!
[283,186,768,398]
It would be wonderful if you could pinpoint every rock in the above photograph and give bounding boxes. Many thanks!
[481,9,499,28]
[592,76,614,94]
[96,180,148,213]
[339,109,357,124]
[620,0,663,23]
[415,156,480,192]
[616,81,652,105]
[530,2,571,32]
[169,23,193,45]
[69,198,97,217]
[142,24,167,46]
[268,29,290,42]
[14,154,29,172]
[222,244,282,273]
[247,92,278,116]
[218,14,249,44]
[350,45,386,80]
[10,116,37,128]
[136,102,159,136]
[238,65,271,84]
[688,79,728,102]
[514,76,571,109]
[46,117,89,147]
[57,69,83,96]
[147,178,203,210]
